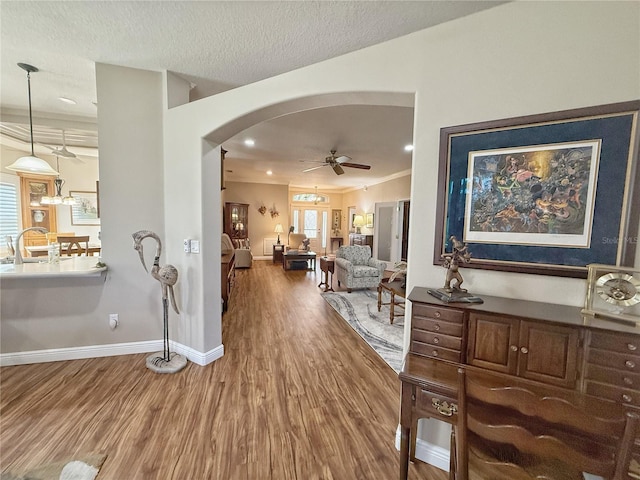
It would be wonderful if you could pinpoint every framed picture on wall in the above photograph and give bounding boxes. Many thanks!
[366,213,374,228]
[433,101,640,278]
[70,191,100,226]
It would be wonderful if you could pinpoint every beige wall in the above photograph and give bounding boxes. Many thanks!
[2,2,639,373]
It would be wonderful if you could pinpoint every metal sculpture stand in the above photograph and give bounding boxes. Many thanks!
[133,230,187,373]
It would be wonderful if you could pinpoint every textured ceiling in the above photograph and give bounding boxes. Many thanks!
[0,0,506,188]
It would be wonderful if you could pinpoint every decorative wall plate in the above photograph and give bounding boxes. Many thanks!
[582,264,640,324]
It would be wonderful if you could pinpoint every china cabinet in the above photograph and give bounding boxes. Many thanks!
[19,174,57,248]
[224,202,249,240]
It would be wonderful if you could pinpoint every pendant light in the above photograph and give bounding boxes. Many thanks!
[41,156,76,205]
[6,63,59,176]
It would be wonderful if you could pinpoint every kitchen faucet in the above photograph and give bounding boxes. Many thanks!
[13,227,48,265]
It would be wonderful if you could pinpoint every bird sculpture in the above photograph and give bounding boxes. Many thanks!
[132,230,186,373]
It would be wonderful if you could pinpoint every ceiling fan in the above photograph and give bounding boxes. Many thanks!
[49,130,78,159]
[302,150,371,175]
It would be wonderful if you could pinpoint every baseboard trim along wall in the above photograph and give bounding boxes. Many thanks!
[0,340,224,367]
[395,424,450,472]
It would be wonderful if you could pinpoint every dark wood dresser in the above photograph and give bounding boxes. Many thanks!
[221,251,235,312]
[399,286,640,480]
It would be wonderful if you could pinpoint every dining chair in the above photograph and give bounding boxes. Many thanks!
[56,235,90,256]
[455,367,639,480]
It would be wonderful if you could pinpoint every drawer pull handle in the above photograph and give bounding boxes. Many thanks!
[434,311,441,318]
[624,377,633,386]
[625,360,636,369]
[434,324,441,331]
[432,398,458,417]
[433,337,440,344]
[510,345,518,352]
[622,394,632,403]
[628,343,637,352]
[520,347,529,354]
[432,350,439,357]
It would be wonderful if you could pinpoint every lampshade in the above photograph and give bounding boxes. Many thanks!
[6,155,58,176]
[6,64,58,176]
[353,214,365,234]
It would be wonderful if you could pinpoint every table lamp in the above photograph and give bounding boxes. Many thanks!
[353,215,365,234]
[274,223,284,244]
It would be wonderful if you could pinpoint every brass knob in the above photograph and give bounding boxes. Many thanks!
[510,345,518,352]
[433,337,440,344]
[628,343,637,351]
[520,347,528,354]
[625,360,636,369]
[622,394,632,403]
[624,377,633,386]
[432,350,439,357]
[434,311,441,318]
[434,324,441,331]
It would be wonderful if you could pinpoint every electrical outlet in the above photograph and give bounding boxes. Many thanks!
[190,240,200,254]
[109,313,119,329]
[183,239,191,253]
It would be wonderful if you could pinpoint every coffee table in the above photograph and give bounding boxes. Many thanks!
[377,278,406,324]
[282,251,317,271]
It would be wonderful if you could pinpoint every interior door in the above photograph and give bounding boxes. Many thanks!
[375,203,395,262]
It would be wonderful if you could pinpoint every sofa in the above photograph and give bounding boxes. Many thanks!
[221,233,252,268]
[335,245,386,293]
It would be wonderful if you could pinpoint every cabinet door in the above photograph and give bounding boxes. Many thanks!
[518,321,580,388]
[19,174,57,248]
[467,313,519,374]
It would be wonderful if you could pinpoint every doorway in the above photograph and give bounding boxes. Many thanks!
[292,206,329,254]
[374,200,410,264]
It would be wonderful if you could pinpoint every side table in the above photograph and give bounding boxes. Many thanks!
[273,244,284,264]
[318,256,335,292]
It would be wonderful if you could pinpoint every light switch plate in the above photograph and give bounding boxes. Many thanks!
[183,239,191,253]
[190,240,200,254]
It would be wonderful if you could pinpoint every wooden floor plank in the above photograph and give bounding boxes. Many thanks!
[0,260,446,479]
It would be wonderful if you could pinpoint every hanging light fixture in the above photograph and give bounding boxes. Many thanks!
[41,156,76,205]
[6,63,59,176]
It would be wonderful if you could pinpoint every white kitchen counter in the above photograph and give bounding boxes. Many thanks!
[0,257,107,279]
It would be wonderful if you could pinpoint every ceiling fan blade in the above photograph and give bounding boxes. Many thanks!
[332,163,345,175]
[341,162,371,170]
[335,155,352,164]
[302,165,326,173]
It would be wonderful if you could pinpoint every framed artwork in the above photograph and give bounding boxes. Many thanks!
[434,101,640,278]
[366,213,374,228]
[70,191,100,225]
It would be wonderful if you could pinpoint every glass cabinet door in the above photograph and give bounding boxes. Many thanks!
[19,174,58,247]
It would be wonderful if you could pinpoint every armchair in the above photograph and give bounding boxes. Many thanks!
[334,245,386,293]
[286,233,309,252]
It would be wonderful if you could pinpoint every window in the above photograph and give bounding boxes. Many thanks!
[292,192,329,203]
[0,174,21,257]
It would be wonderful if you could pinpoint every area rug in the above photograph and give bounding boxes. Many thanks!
[0,453,106,480]
[322,289,404,373]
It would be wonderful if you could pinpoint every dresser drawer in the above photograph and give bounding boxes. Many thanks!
[590,330,640,354]
[412,330,462,351]
[415,386,458,423]
[585,363,640,390]
[411,341,462,362]
[413,304,463,324]
[588,348,639,372]
[412,317,463,337]
[584,380,640,407]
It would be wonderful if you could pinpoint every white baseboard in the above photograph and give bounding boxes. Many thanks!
[0,340,224,367]
[395,424,451,472]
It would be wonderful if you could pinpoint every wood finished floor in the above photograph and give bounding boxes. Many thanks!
[0,260,446,480]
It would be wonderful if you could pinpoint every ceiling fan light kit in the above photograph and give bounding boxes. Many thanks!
[302,149,371,176]
[6,63,59,176]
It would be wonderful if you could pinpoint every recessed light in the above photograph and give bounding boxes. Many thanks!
[404,144,414,152]
[244,139,255,147]
[266,170,273,175]
[59,97,77,105]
